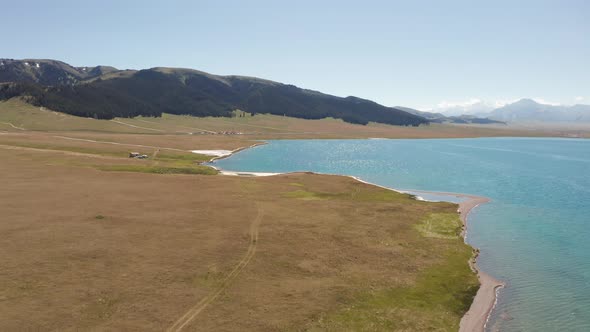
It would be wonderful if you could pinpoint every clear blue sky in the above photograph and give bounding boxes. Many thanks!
[2,0,588,110]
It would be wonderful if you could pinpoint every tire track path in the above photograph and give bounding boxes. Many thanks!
[0,121,25,130]
[0,144,120,159]
[53,135,186,152]
[167,203,264,332]
[110,119,164,132]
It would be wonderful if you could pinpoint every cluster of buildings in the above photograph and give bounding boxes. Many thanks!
[191,131,243,135]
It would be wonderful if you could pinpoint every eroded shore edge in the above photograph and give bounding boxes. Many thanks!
[404,189,505,332]
[204,143,504,332]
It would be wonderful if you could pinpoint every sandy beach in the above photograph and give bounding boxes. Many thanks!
[197,142,267,163]
[457,196,504,332]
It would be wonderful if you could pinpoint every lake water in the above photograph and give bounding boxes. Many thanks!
[213,138,590,331]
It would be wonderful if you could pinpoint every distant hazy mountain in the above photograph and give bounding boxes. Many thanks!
[395,106,505,125]
[431,100,498,116]
[0,58,427,126]
[395,106,445,120]
[485,99,590,123]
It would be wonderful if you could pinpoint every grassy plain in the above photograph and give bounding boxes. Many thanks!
[0,146,478,330]
[2,97,588,138]
[1,97,575,330]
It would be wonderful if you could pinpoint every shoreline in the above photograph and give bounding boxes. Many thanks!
[406,189,505,332]
[206,142,504,331]
[203,142,267,163]
[349,181,504,331]
[200,141,278,177]
[458,197,505,332]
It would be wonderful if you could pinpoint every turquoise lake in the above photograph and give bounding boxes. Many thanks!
[213,137,590,331]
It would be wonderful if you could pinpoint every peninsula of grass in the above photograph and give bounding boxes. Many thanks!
[154,152,212,167]
[310,246,478,331]
[279,181,478,330]
[97,164,217,175]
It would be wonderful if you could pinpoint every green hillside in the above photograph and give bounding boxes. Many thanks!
[0,59,428,127]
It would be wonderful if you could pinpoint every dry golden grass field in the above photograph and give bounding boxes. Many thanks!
[0,98,584,331]
[1,146,478,331]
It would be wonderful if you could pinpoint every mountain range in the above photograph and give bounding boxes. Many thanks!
[430,98,590,123]
[0,59,427,126]
[395,106,505,125]
[481,99,590,123]
[3,59,585,126]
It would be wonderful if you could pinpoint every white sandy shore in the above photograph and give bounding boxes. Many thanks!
[196,142,267,163]
[191,149,233,157]
[208,145,503,331]
[218,170,280,177]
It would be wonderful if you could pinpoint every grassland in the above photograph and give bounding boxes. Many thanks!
[3,97,588,138]
[0,145,478,330]
[416,213,463,240]
[0,98,563,331]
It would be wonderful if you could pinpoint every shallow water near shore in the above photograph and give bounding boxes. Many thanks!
[213,137,590,331]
